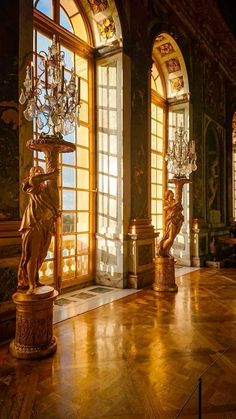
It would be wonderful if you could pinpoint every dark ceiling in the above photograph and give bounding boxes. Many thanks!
[216,0,236,38]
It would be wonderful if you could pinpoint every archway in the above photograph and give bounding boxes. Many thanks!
[151,32,191,265]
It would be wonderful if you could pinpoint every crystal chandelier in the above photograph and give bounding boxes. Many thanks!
[19,34,80,136]
[165,126,197,178]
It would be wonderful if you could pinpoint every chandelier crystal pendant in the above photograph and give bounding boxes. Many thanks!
[19,34,81,136]
[165,126,197,178]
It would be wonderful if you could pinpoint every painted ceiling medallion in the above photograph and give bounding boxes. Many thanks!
[170,76,184,92]
[165,58,181,73]
[97,16,116,40]
[87,0,109,14]
[158,42,174,56]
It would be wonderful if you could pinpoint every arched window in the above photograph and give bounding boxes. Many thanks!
[33,0,123,290]
[151,33,191,264]
[151,62,166,237]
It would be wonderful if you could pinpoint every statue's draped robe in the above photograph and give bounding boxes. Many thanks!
[158,201,184,257]
[18,180,58,288]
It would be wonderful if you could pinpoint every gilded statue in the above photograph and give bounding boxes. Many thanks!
[18,165,59,294]
[158,189,184,257]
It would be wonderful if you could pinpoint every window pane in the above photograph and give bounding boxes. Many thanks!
[77,213,89,232]
[77,191,89,210]
[99,174,108,193]
[62,151,75,165]
[39,260,54,285]
[77,233,89,254]
[151,135,157,150]
[99,153,108,173]
[80,79,88,101]
[62,236,76,257]
[98,195,108,215]
[109,177,117,196]
[98,66,108,84]
[99,87,107,106]
[77,168,89,189]
[109,156,117,176]
[60,7,74,33]
[110,135,117,154]
[63,131,75,144]
[62,167,76,188]
[99,109,108,128]
[156,169,163,184]
[157,122,163,137]
[109,89,117,107]
[62,212,76,233]
[62,45,74,70]
[77,147,89,168]
[71,14,88,42]
[77,255,88,275]
[80,102,88,122]
[109,198,117,218]
[36,0,53,18]
[78,125,89,147]
[156,137,163,153]
[75,55,88,80]
[98,132,108,152]
[62,257,76,278]
[156,155,163,169]
[37,32,51,55]
[109,111,117,129]
[109,67,117,86]
[62,190,75,210]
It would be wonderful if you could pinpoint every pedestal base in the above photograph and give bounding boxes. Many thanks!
[127,219,158,289]
[153,256,178,292]
[9,286,58,360]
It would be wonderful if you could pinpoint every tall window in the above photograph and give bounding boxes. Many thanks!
[151,62,166,236]
[33,0,94,289]
[232,112,236,218]
[96,56,123,279]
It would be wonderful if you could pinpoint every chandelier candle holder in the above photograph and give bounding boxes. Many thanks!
[19,34,80,136]
[153,126,197,293]
[165,125,197,179]
[10,35,80,360]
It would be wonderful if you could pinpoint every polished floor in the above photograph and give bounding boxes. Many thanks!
[53,266,200,323]
[1,268,236,418]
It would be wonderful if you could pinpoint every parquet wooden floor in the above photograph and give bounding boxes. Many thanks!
[1,268,236,418]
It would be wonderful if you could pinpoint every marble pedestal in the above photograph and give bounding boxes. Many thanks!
[153,256,178,292]
[9,286,58,360]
